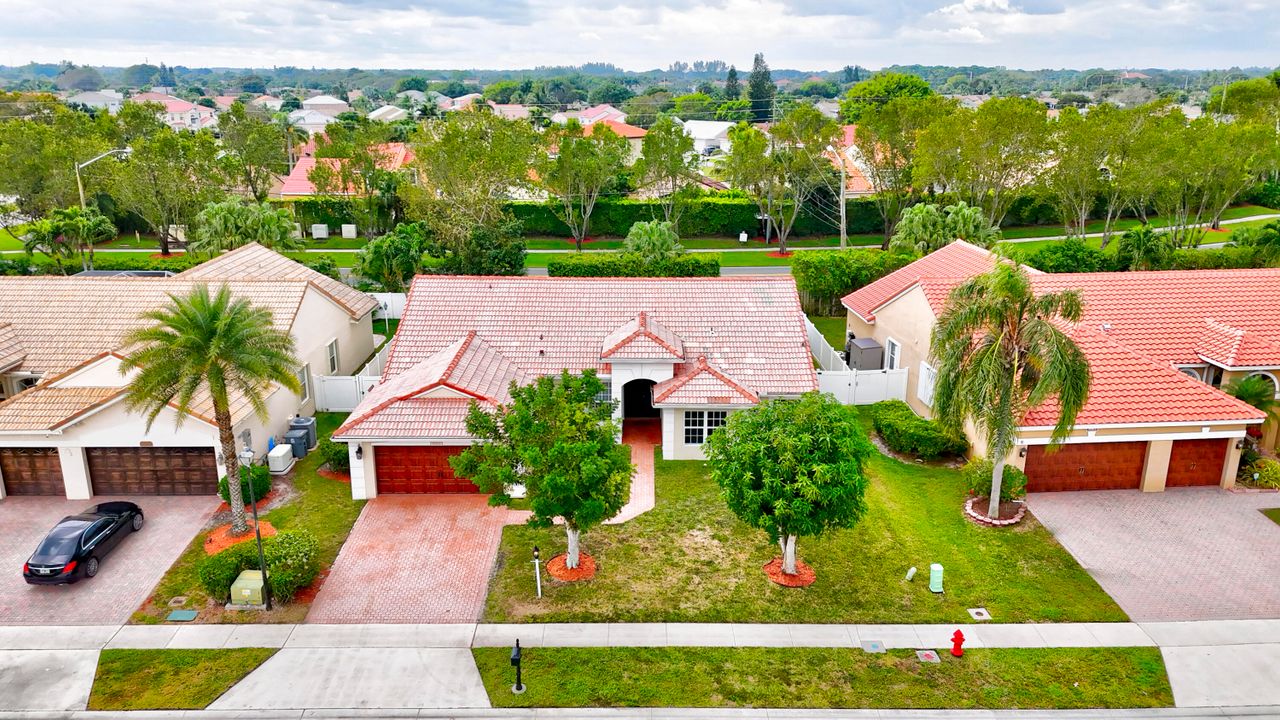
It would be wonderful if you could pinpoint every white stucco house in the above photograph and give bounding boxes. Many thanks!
[677,119,735,154]
[332,275,817,499]
[0,244,378,499]
[301,94,351,117]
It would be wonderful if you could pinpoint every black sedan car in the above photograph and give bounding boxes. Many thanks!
[23,502,144,584]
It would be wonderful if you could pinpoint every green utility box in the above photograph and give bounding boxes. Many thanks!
[230,570,264,606]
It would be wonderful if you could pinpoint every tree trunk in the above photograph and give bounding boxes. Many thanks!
[777,534,798,575]
[215,404,249,536]
[564,526,581,569]
[158,229,172,256]
[988,456,1006,520]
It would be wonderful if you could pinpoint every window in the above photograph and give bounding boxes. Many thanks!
[1179,367,1203,381]
[683,410,728,445]
[296,364,311,404]
[917,362,937,406]
[1208,366,1225,388]
[594,382,613,407]
[326,339,340,375]
[885,338,901,370]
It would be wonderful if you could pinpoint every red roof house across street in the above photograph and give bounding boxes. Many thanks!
[333,275,817,499]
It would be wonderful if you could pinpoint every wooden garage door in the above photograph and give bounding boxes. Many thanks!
[1024,441,1147,492]
[1166,438,1227,487]
[87,447,217,496]
[0,448,64,496]
[375,446,474,493]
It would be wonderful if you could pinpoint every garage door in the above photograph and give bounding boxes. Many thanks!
[374,446,474,493]
[87,447,217,496]
[1024,441,1147,492]
[0,448,64,496]
[1166,438,1227,487]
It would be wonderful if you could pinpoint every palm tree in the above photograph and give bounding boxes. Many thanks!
[49,206,116,272]
[1116,224,1173,271]
[931,264,1091,518]
[1225,374,1280,422]
[190,199,303,254]
[273,112,303,173]
[120,285,301,535]
[22,219,74,275]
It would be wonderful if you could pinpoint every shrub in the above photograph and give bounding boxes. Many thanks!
[867,400,969,460]
[304,255,342,281]
[1025,237,1113,274]
[217,465,272,505]
[318,438,350,473]
[961,458,1028,502]
[197,530,321,603]
[1245,458,1280,489]
[546,252,719,277]
[792,249,914,315]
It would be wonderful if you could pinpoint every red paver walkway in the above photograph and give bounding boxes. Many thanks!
[1030,488,1280,621]
[306,495,526,624]
[0,495,217,625]
[608,419,659,525]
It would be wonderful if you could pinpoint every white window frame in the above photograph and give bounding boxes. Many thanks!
[683,410,728,445]
[885,338,902,370]
[297,364,311,404]
[326,339,340,375]
[1245,371,1280,399]
[917,362,938,406]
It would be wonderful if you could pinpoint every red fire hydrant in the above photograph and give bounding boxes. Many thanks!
[950,629,965,657]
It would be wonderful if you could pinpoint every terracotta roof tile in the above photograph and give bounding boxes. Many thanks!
[0,323,24,372]
[0,386,121,431]
[600,311,684,360]
[653,355,759,406]
[842,241,1012,322]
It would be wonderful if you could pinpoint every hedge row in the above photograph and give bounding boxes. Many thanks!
[867,400,969,460]
[1023,237,1274,274]
[2,253,206,276]
[791,249,916,315]
[546,252,721,277]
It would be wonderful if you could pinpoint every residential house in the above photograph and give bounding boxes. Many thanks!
[552,103,627,125]
[287,108,335,136]
[301,94,351,117]
[332,276,816,498]
[678,119,734,154]
[585,119,646,163]
[66,89,123,114]
[272,142,415,198]
[0,244,377,499]
[487,102,531,121]
[828,125,876,197]
[841,241,1275,494]
[252,95,284,112]
[368,105,408,122]
[440,93,482,111]
[211,95,241,111]
[129,91,217,132]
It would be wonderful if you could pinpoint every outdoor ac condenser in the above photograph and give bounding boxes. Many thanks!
[267,444,295,475]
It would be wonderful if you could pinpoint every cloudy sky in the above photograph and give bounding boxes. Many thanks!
[0,0,1275,71]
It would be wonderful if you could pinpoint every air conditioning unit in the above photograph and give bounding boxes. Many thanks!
[267,444,295,474]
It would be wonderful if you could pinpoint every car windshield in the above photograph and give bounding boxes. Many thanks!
[33,522,89,559]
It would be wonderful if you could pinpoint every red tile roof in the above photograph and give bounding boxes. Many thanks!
[653,355,759,406]
[131,91,205,114]
[600,311,684,360]
[276,143,415,196]
[585,119,647,139]
[1196,320,1280,368]
[842,241,1008,322]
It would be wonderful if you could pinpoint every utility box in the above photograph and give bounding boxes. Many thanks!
[846,337,884,371]
[929,563,944,594]
[267,444,295,475]
[311,224,329,239]
[341,224,357,239]
[230,570,264,606]
[283,429,309,459]
[288,415,318,449]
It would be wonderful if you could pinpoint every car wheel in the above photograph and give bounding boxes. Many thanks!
[85,557,100,578]
[131,513,144,532]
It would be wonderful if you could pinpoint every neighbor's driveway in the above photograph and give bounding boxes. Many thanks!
[1030,488,1280,621]
[0,496,217,625]
[306,495,527,624]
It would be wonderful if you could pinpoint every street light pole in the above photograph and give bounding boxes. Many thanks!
[74,148,132,210]
[238,442,272,611]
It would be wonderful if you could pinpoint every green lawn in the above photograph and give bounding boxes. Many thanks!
[133,412,365,624]
[0,225,25,251]
[1263,508,1280,526]
[808,316,847,349]
[473,647,1171,709]
[483,443,1125,624]
[88,648,275,710]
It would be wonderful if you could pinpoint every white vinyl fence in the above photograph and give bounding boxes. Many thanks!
[372,293,407,320]
[803,316,848,371]
[817,368,909,405]
[314,342,392,412]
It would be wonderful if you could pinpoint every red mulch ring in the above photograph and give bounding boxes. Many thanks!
[1206,227,1229,233]
[292,568,330,604]
[204,519,277,555]
[763,557,817,587]
[317,468,351,483]
[546,552,597,582]
[149,252,184,258]
[766,251,794,258]
[215,491,274,514]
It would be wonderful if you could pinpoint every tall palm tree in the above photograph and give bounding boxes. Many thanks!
[22,219,74,275]
[121,285,301,535]
[49,206,116,272]
[273,112,303,173]
[1116,224,1173,271]
[931,264,1091,518]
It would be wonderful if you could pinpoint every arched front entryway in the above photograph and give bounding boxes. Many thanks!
[622,379,658,419]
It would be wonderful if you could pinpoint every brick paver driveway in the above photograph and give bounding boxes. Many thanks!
[1030,488,1280,621]
[306,495,526,624]
[0,496,217,625]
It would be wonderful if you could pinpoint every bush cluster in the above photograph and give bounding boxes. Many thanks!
[217,465,272,505]
[317,438,351,473]
[792,249,915,315]
[1245,458,1280,489]
[13,253,206,276]
[546,252,720,277]
[867,400,969,460]
[961,458,1028,502]
[1024,238,1274,274]
[198,530,321,604]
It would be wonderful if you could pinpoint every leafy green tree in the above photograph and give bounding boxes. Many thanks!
[746,53,775,123]
[353,222,432,292]
[704,392,872,576]
[121,285,301,535]
[839,72,933,122]
[121,63,161,87]
[218,103,288,201]
[1225,375,1280,423]
[451,370,632,570]
[889,201,999,254]
[190,200,302,254]
[673,92,716,120]
[589,80,634,106]
[537,120,630,251]
[56,65,105,91]
[793,80,840,98]
[0,105,111,218]
[623,220,683,263]
[1025,236,1111,274]
[723,66,741,100]
[715,99,752,122]
[621,90,674,128]
[1209,78,1280,121]
[308,124,400,238]
[394,76,429,93]
[1115,224,1173,271]
[424,220,525,276]
[634,115,699,227]
[931,265,1091,519]
[482,80,521,104]
[1229,219,1280,261]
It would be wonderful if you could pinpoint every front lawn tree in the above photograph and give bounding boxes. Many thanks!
[353,221,432,292]
[217,103,289,202]
[703,392,873,578]
[634,115,699,228]
[452,370,632,571]
[930,264,1091,520]
[121,285,301,536]
[537,120,630,251]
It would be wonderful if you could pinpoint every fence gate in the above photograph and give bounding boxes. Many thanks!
[315,375,382,412]
[818,368,908,405]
